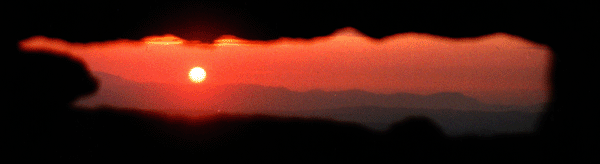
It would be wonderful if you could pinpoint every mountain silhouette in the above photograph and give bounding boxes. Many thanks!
[75,71,545,136]
[80,71,543,112]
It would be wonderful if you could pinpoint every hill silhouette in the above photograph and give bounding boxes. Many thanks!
[76,72,544,136]
[79,71,545,112]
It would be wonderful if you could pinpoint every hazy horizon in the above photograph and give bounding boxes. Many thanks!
[84,70,548,107]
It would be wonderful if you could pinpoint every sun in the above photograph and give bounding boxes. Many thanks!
[189,67,206,83]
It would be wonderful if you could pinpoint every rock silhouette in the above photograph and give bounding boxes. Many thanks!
[12,50,97,108]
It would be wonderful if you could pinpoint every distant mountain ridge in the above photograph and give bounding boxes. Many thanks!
[75,71,546,136]
[77,71,546,113]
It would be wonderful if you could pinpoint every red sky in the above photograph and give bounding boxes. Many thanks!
[19,27,550,105]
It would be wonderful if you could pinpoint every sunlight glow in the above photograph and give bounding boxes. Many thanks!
[189,67,207,83]
[215,35,245,46]
[17,27,550,105]
[144,35,183,45]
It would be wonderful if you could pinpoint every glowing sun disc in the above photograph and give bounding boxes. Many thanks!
[189,67,206,83]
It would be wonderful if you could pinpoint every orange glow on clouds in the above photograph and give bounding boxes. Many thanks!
[144,35,183,45]
[215,35,246,46]
[18,27,551,105]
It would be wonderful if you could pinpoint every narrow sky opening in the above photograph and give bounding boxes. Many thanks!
[18,27,551,106]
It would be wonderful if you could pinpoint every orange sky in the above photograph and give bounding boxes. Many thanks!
[18,27,551,105]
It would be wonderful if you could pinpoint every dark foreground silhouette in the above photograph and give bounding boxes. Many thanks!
[10,1,595,162]
[7,51,552,162]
